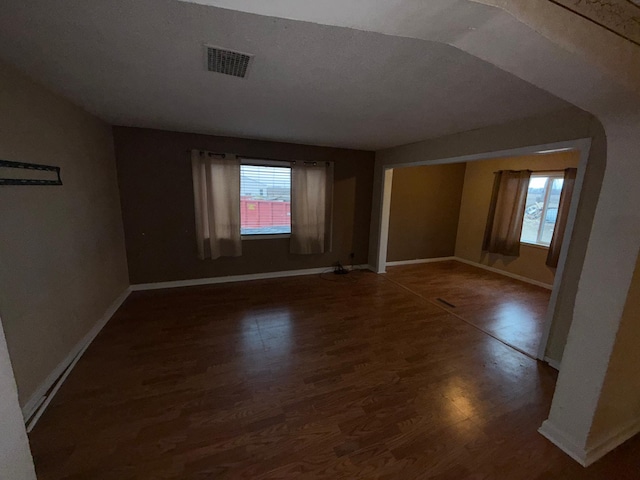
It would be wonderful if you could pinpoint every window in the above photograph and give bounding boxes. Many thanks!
[240,162,291,235]
[520,174,564,246]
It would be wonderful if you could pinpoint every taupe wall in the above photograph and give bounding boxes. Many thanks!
[0,62,129,404]
[113,127,374,284]
[589,250,640,445]
[387,164,466,262]
[455,151,580,286]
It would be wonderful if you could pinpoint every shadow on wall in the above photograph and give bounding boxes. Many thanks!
[482,252,519,268]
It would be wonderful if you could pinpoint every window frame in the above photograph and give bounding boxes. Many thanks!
[520,172,564,248]
[239,158,292,240]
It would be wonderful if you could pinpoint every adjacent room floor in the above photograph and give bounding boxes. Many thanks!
[28,264,639,479]
[384,261,551,358]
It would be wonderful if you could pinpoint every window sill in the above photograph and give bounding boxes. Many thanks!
[241,234,291,240]
[520,241,550,250]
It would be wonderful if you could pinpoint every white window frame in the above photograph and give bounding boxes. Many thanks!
[239,158,292,240]
[521,172,564,248]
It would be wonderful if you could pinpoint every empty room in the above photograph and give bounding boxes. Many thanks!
[1,1,640,479]
[384,149,580,358]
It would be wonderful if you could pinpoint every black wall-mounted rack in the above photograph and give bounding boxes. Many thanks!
[0,159,62,186]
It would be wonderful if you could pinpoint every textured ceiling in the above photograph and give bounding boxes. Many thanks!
[0,0,572,150]
[548,0,640,46]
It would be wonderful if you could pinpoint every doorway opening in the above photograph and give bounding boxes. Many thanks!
[374,139,591,363]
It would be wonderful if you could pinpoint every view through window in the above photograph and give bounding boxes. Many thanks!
[520,174,564,246]
[240,164,291,235]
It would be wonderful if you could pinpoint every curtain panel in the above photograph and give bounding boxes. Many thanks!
[290,162,333,255]
[191,150,242,260]
[546,168,577,268]
[482,170,531,257]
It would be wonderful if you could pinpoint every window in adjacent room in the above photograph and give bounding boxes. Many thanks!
[520,173,564,247]
[240,160,291,236]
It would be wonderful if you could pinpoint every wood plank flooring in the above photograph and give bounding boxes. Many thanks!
[384,261,551,358]
[28,265,640,479]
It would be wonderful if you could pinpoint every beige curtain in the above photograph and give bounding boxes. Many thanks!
[546,168,577,268]
[483,170,531,257]
[290,162,333,254]
[191,150,241,260]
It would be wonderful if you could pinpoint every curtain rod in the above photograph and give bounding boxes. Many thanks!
[190,150,226,158]
[493,169,571,174]
[241,157,330,166]
[189,150,330,166]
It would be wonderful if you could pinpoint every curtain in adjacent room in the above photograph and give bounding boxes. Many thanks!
[290,161,333,254]
[482,170,531,257]
[191,150,242,260]
[546,168,577,268]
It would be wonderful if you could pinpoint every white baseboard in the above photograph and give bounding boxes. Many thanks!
[544,356,562,371]
[22,286,131,430]
[539,420,589,466]
[583,417,640,466]
[453,257,553,290]
[385,256,455,267]
[131,265,371,291]
[539,417,640,467]
[23,264,373,426]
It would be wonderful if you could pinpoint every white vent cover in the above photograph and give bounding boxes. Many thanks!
[206,46,252,78]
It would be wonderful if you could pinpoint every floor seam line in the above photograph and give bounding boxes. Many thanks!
[380,274,538,362]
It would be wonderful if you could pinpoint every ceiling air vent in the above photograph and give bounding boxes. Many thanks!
[206,46,252,78]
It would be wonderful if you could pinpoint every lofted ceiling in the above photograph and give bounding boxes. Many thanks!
[0,0,573,150]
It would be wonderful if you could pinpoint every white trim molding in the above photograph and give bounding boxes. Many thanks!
[453,257,553,290]
[539,417,640,467]
[24,264,374,427]
[539,420,589,466]
[22,287,131,430]
[131,265,371,291]
[385,256,456,267]
[376,168,394,274]
[381,256,552,289]
[583,418,640,467]
[544,356,562,371]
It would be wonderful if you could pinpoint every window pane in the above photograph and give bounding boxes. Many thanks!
[240,165,291,235]
[540,178,564,244]
[520,176,548,244]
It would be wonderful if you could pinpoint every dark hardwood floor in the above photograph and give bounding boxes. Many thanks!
[28,264,640,479]
[384,261,551,358]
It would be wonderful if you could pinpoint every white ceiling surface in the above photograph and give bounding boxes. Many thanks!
[0,0,572,151]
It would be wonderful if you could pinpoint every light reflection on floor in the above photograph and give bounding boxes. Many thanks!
[240,315,263,352]
[472,302,538,331]
[241,307,293,367]
[442,376,484,429]
[384,261,550,357]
